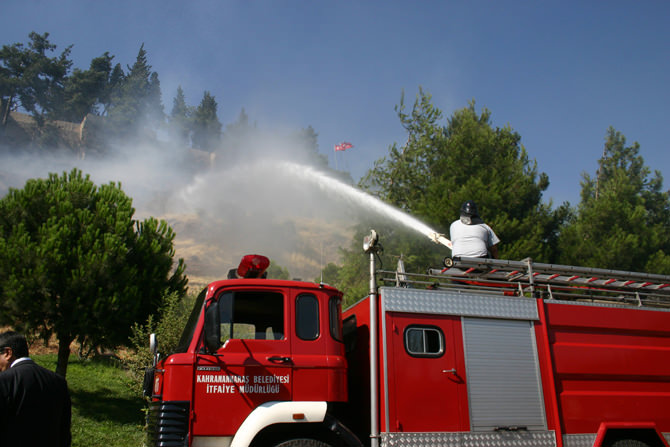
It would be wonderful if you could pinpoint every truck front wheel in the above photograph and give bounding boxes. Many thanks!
[274,439,332,447]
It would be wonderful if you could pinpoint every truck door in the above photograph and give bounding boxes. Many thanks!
[290,292,348,402]
[192,289,292,436]
[386,313,468,432]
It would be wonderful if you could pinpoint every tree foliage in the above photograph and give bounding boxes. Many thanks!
[1,31,336,172]
[168,85,193,146]
[0,32,72,126]
[558,127,670,273]
[59,52,114,122]
[106,44,164,140]
[191,91,221,150]
[0,32,157,147]
[127,291,194,393]
[0,169,187,376]
[267,260,291,280]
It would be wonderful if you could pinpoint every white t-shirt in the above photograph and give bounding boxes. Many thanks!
[449,219,500,258]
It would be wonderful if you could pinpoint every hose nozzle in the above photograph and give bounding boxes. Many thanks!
[428,232,453,250]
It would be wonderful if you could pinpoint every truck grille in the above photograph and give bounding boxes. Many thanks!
[146,401,189,446]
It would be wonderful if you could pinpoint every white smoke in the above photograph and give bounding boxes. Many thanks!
[0,134,368,287]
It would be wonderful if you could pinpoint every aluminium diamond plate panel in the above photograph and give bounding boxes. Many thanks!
[562,434,596,447]
[381,430,556,447]
[381,287,539,321]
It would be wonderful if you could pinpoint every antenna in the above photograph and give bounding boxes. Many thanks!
[320,240,324,284]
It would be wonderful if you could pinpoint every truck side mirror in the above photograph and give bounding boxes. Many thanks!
[149,333,159,366]
[204,300,221,353]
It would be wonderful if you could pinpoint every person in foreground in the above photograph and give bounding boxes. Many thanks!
[450,200,500,259]
[0,330,72,447]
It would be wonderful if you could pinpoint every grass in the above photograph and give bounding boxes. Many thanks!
[34,354,146,447]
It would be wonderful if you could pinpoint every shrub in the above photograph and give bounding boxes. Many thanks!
[125,291,195,393]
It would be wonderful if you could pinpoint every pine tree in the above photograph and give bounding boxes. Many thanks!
[100,63,124,115]
[0,169,187,376]
[146,71,164,128]
[191,91,221,150]
[559,127,670,273]
[169,86,192,146]
[106,44,164,139]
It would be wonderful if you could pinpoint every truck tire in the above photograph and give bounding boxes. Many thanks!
[610,440,650,447]
[274,439,331,447]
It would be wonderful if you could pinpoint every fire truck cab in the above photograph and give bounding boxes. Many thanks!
[146,254,355,447]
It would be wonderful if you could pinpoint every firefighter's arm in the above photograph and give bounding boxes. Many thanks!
[489,244,499,259]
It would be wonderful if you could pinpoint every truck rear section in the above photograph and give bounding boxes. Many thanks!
[344,287,670,446]
[342,249,670,447]
[544,301,670,446]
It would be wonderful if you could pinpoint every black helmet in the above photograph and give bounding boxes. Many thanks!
[460,200,479,218]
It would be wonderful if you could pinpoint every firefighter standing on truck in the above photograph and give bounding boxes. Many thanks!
[449,200,500,259]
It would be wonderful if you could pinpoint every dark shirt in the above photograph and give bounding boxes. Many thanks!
[0,359,72,446]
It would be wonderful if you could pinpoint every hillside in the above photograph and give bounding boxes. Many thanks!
[167,212,355,290]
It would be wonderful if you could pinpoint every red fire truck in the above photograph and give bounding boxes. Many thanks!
[144,230,670,447]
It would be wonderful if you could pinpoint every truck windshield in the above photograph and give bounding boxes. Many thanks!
[217,290,284,343]
[175,287,207,353]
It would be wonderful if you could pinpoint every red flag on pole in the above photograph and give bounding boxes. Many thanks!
[334,142,353,151]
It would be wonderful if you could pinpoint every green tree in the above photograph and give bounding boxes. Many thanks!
[106,44,164,139]
[267,260,290,280]
[0,31,73,126]
[168,86,193,146]
[146,71,164,128]
[558,127,670,273]
[59,52,114,122]
[317,262,341,285]
[191,91,221,150]
[0,169,187,377]
[100,62,125,116]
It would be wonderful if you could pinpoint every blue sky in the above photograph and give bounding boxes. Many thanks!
[3,1,669,206]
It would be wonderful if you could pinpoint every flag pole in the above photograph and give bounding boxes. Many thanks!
[334,145,339,171]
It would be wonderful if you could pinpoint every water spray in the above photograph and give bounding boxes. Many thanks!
[171,158,453,281]
[278,161,453,251]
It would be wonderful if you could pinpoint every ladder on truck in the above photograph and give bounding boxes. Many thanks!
[379,256,670,308]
